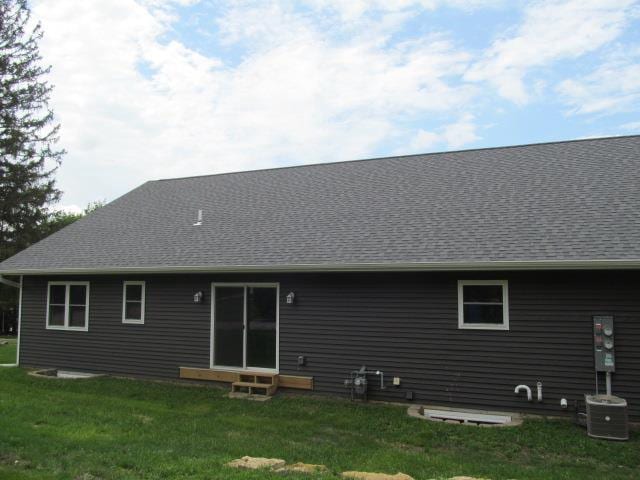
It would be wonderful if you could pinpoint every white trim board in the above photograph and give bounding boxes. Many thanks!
[2,258,640,275]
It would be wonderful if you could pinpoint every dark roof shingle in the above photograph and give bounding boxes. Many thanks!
[1,135,639,273]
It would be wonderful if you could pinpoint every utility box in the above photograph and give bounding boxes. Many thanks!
[593,315,615,372]
[585,394,628,441]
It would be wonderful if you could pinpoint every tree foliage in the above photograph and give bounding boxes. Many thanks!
[0,0,64,263]
[41,201,105,238]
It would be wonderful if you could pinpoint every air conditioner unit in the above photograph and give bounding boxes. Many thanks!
[585,394,629,441]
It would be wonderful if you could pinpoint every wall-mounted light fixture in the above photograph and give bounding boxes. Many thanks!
[193,291,204,304]
[286,291,296,305]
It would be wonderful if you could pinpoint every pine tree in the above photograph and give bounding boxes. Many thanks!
[0,0,64,263]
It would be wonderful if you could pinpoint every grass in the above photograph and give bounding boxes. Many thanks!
[0,369,638,480]
[0,336,17,364]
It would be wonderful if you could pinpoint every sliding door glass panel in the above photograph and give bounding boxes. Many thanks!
[246,287,277,369]
[214,287,244,367]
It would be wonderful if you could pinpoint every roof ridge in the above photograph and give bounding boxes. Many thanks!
[153,134,640,183]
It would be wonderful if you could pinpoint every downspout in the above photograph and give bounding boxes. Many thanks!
[17,275,22,365]
[0,274,22,365]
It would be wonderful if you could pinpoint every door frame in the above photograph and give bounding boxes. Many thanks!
[210,282,280,373]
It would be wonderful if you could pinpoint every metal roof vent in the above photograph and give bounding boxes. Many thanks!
[193,209,203,226]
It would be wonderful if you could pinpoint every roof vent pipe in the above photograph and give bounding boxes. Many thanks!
[193,210,203,226]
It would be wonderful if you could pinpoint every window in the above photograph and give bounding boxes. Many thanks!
[46,282,89,331]
[122,281,145,324]
[458,280,509,330]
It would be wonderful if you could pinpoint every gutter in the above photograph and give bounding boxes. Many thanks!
[1,259,640,275]
[0,275,20,288]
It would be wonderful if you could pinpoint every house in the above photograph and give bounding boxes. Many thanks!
[1,135,639,419]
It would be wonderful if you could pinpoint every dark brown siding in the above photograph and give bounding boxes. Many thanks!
[19,271,640,419]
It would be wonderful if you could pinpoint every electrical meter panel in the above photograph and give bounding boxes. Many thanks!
[593,315,615,372]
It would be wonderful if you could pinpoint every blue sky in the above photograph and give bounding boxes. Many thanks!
[31,0,640,210]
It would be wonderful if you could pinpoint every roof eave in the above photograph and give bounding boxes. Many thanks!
[2,259,640,275]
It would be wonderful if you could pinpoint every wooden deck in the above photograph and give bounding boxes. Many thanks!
[179,367,314,391]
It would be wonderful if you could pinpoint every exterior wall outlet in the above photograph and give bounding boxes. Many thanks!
[393,376,401,386]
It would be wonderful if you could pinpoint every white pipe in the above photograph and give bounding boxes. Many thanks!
[16,275,22,366]
[514,384,532,401]
[536,381,543,402]
[606,372,612,396]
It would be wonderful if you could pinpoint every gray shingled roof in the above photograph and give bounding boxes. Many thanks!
[1,135,640,274]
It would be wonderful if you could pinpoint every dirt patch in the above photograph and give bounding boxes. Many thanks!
[342,471,414,480]
[227,456,286,470]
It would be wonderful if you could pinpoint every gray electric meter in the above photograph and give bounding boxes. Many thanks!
[593,315,615,372]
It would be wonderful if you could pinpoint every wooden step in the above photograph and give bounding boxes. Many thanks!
[233,381,275,388]
[231,380,278,396]
[237,373,278,386]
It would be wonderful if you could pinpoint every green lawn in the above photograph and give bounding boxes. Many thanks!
[0,336,17,364]
[0,368,637,480]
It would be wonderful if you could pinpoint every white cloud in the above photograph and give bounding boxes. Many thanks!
[33,0,478,206]
[557,51,640,115]
[407,114,480,152]
[621,121,640,131]
[441,114,481,148]
[304,0,505,22]
[465,0,636,104]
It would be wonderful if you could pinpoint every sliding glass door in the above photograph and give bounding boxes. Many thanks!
[212,284,278,371]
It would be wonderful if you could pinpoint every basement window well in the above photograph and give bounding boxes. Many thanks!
[408,405,522,427]
[29,369,104,379]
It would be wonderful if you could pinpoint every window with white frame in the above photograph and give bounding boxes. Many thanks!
[458,280,509,330]
[46,282,90,331]
[122,281,145,324]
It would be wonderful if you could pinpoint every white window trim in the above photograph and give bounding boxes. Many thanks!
[46,281,90,332]
[458,279,509,331]
[122,281,146,324]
